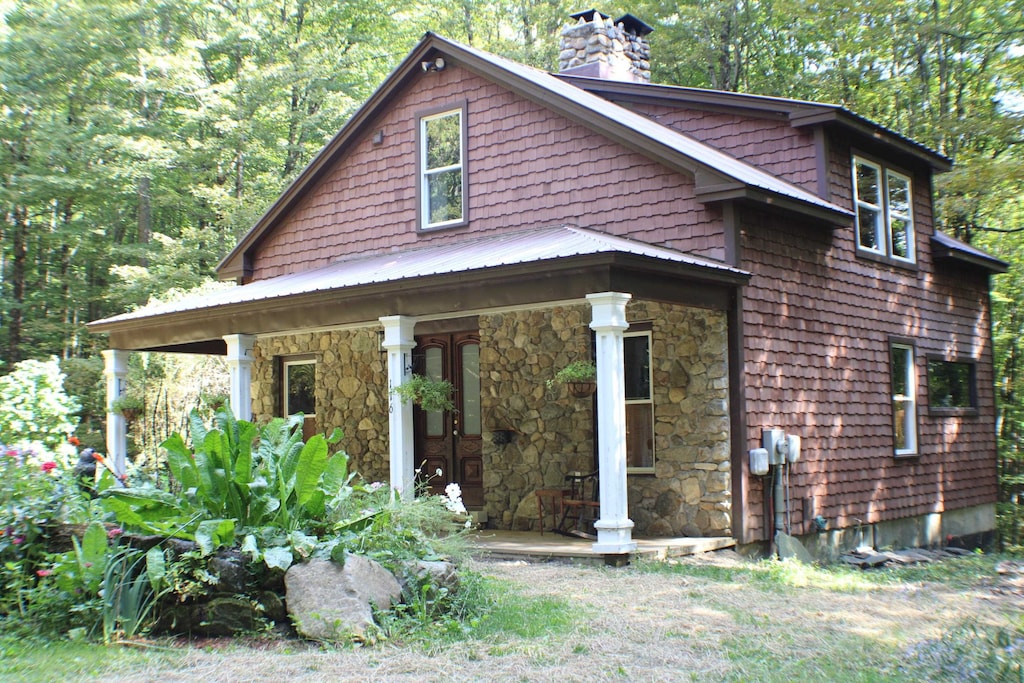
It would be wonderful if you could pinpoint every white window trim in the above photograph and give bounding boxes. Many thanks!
[419,108,465,230]
[625,329,655,473]
[891,343,918,456]
[853,156,916,264]
[282,359,316,419]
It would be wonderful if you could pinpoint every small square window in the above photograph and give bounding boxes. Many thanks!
[928,359,976,411]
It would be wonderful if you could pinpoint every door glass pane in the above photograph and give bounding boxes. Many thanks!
[626,404,654,468]
[461,343,481,435]
[425,347,444,437]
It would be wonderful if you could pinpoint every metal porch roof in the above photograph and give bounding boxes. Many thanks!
[90,226,749,329]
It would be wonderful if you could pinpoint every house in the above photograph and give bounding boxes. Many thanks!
[89,11,1007,558]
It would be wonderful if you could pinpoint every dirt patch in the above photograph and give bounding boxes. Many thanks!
[107,553,1020,683]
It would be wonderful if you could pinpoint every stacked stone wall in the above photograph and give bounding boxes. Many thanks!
[251,328,391,484]
[482,300,731,537]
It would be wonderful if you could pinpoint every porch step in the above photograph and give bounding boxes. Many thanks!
[467,530,736,564]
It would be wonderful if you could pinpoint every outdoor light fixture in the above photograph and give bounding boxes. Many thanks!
[421,57,446,72]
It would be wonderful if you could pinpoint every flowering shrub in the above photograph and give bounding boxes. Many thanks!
[0,357,80,453]
[0,444,64,571]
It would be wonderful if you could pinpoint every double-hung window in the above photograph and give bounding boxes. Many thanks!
[853,157,915,263]
[419,107,465,229]
[890,343,918,456]
[624,329,654,471]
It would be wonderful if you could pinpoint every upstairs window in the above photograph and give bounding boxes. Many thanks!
[891,343,918,456]
[853,157,915,263]
[419,107,465,229]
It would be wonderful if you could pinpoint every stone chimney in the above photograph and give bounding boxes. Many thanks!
[558,10,654,84]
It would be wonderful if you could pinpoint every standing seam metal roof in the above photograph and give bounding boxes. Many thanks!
[90,226,749,328]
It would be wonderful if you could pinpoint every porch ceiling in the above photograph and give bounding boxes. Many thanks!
[88,225,750,353]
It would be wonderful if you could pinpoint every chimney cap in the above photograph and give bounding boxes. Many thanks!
[569,9,609,22]
[615,13,654,36]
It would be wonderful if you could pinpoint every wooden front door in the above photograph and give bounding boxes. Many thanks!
[414,331,483,508]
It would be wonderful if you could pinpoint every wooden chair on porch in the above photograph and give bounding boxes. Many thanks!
[558,471,600,538]
[534,488,565,535]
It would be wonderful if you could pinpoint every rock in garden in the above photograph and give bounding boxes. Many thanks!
[284,556,402,641]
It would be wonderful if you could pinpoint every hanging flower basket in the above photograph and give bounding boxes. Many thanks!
[111,395,144,422]
[567,381,597,398]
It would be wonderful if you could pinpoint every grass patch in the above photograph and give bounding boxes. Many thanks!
[0,634,178,682]
[901,620,1024,682]
[471,575,581,640]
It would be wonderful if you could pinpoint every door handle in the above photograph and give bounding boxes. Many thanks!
[453,429,459,437]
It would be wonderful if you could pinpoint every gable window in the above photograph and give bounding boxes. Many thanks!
[891,343,918,456]
[419,107,465,229]
[928,358,977,412]
[853,157,915,263]
[624,329,654,471]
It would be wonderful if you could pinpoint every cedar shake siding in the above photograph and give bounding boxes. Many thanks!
[250,66,724,281]
[623,103,819,193]
[738,194,997,542]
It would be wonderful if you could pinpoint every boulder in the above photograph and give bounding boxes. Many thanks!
[284,556,402,641]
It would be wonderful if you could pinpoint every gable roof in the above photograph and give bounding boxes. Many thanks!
[89,225,750,351]
[217,33,853,280]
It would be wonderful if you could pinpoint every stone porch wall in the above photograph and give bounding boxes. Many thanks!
[482,300,731,537]
[248,300,730,538]
[250,328,391,485]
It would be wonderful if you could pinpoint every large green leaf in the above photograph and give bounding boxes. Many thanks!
[322,451,351,494]
[295,435,328,509]
[195,518,235,556]
[162,433,199,493]
[263,546,294,572]
[146,546,167,592]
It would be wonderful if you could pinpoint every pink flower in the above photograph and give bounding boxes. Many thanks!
[40,461,57,473]
[36,569,52,577]
[5,449,17,457]
[107,528,123,539]
[12,537,24,545]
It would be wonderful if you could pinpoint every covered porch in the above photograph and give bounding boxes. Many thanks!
[468,530,736,564]
[88,226,750,559]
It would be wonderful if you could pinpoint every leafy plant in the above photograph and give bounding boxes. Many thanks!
[546,360,597,389]
[101,408,360,571]
[391,375,455,412]
[110,395,144,418]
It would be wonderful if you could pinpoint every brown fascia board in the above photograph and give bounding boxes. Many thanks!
[216,37,446,281]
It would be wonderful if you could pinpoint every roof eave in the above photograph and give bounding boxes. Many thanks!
[789,109,952,172]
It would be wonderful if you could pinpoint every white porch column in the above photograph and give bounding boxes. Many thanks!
[380,315,417,499]
[102,349,129,477]
[587,292,637,555]
[223,334,256,421]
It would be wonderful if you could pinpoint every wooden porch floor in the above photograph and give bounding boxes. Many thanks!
[467,530,736,564]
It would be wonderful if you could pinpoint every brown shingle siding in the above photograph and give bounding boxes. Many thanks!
[740,196,997,539]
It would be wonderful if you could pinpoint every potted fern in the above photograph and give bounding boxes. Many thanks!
[548,360,597,398]
[111,394,144,421]
[391,374,455,412]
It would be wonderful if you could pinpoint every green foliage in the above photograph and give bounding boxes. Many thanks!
[0,358,79,451]
[102,408,362,570]
[391,375,456,412]
[111,394,145,417]
[547,360,597,388]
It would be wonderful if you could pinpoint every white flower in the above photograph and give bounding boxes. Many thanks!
[443,482,467,514]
